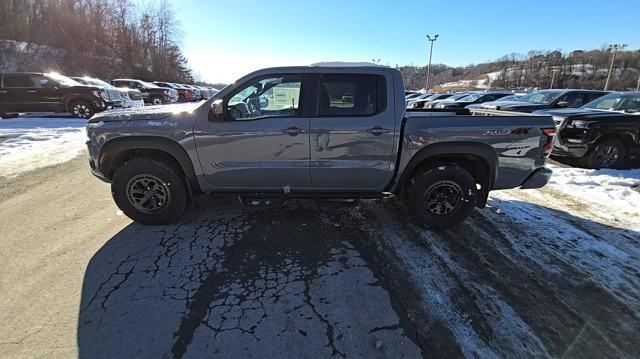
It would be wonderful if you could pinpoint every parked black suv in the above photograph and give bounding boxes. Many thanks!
[0,72,107,119]
[481,89,607,113]
[111,79,177,105]
[536,92,640,168]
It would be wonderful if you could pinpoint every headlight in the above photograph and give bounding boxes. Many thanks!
[92,90,107,100]
[568,120,589,128]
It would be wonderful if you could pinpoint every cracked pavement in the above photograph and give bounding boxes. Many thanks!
[1,157,639,358]
[0,158,420,358]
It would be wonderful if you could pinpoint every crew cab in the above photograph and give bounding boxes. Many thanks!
[535,91,640,168]
[0,72,108,119]
[479,89,607,113]
[86,64,556,229]
[111,79,178,105]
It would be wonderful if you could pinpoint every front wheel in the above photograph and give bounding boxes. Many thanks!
[407,165,477,230]
[583,139,626,169]
[69,101,95,119]
[111,158,188,225]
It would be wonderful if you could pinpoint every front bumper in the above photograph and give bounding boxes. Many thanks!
[86,140,110,183]
[551,143,590,158]
[106,100,124,109]
[520,167,553,189]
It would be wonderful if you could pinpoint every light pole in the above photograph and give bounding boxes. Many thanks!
[425,34,438,91]
[550,69,559,89]
[604,43,627,91]
[636,76,639,92]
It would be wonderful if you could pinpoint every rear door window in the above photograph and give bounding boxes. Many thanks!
[3,75,34,88]
[319,74,386,117]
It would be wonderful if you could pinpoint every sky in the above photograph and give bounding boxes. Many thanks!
[170,0,640,84]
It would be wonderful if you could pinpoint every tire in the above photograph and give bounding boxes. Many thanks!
[69,100,95,119]
[406,165,478,230]
[150,96,163,105]
[111,157,188,225]
[583,139,626,169]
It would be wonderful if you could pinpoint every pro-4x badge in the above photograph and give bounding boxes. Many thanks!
[483,129,512,136]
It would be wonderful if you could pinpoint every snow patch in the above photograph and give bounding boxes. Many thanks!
[0,117,87,178]
[547,164,640,227]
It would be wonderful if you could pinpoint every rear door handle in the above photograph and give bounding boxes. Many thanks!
[283,127,303,136]
[367,126,392,136]
[0,90,7,94]
[27,90,37,93]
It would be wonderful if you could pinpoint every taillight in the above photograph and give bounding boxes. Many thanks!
[542,128,556,157]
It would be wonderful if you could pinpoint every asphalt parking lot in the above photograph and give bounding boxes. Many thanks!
[1,156,639,358]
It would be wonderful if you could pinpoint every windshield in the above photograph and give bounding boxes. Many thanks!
[444,93,468,101]
[45,73,82,87]
[458,93,483,102]
[82,78,112,87]
[518,91,563,104]
[582,93,640,113]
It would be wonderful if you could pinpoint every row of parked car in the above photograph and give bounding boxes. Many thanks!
[0,72,219,119]
[406,89,640,169]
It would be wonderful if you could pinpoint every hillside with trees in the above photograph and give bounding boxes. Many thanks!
[0,0,193,83]
[398,48,640,91]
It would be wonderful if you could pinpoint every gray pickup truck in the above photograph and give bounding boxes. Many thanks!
[86,64,555,229]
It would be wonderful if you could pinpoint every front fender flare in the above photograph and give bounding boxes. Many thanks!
[99,136,202,193]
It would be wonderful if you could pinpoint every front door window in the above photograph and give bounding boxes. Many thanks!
[228,76,302,121]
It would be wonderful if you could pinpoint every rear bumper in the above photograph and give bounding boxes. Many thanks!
[520,167,553,189]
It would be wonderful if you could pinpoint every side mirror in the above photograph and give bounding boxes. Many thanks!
[209,99,225,121]
[557,101,569,108]
[259,97,268,108]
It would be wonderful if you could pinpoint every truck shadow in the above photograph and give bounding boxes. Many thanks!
[76,198,422,359]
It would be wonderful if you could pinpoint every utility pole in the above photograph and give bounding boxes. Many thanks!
[425,34,439,92]
[604,43,627,91]
[550,69,559,89]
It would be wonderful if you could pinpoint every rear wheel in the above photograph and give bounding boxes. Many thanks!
[583,139,626,169]
[150,96,163,105]
[111,158,188,225]
[407,165,477,230]
[69,101,95,119]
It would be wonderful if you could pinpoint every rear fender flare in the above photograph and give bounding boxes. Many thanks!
[394,141,499,203]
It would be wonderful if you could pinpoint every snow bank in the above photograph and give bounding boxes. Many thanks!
[547,164,640,226]
[0,117,87,178]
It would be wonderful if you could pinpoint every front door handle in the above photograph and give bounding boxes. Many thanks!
[367,126,392,136]
[27,90,37,93]
[0,90,7,94]
[283,127,302,136]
